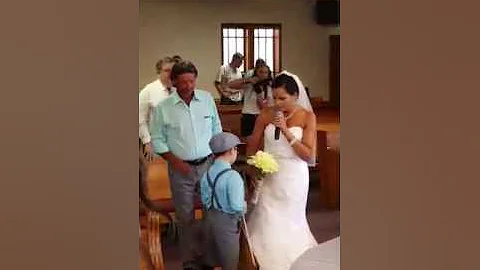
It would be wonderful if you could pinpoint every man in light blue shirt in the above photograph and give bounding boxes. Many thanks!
[149,60,222,270]
[200,132,245,270]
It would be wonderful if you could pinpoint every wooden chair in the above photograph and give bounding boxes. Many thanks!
[145,158,204,225]
[238,217,259,270]
[141,157,207,268]
[140,228,157,270]
[140,153,167,270]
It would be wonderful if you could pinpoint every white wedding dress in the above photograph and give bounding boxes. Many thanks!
[247,124,318,270]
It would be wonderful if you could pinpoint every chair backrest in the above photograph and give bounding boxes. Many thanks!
[146,158,172,200]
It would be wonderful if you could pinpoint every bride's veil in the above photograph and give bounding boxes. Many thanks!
[279,70,313,112]
[278,70,317,166]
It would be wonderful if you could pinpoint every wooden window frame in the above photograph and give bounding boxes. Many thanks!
[220,23,282,74]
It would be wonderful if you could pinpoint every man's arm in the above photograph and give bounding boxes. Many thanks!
[139,87,151,144]
[214,66,227,97]
[149,105,169,155]
[150,105,193,176]
[226,76,258,90]
[160,152,193,177]
[214,81,226,98]
[256,92,267,109]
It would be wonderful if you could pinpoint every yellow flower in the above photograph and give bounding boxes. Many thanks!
[247,151,279,175]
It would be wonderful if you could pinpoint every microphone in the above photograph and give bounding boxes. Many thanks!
[274,126,280,140]
[274,108,282,140]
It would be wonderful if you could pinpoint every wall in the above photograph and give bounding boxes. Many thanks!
[139,0,339,99]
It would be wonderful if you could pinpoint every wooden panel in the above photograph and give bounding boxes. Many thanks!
[314,109,340,210]
[219,113,242,136]
[217,104,243,136]
[316,130,340,210]
[316,130,329,206]
[325,148,340,209]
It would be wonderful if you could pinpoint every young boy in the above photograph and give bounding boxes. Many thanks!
[200,132,246,270]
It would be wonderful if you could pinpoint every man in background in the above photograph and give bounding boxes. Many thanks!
[214,52,245,105]
[139,56,177,161]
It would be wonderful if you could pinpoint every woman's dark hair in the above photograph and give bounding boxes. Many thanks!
[253,64,273,95]
[254,58,266,67]
[253,63,272,81]
[272,74,299,96]
[170,60,198,81]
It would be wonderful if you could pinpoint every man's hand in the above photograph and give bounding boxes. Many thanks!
[143,143,154,162]
[171,159,193,177]
[160,152,194,178]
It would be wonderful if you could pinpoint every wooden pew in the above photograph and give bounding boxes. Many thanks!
[315,108,340,210]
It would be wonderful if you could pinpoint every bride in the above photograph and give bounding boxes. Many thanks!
[245,71,318,270]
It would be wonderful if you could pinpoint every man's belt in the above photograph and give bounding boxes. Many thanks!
[184,155,212,166]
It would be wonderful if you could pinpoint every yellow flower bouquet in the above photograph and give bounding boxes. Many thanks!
[247,150,279,177]
[246,151,279,204]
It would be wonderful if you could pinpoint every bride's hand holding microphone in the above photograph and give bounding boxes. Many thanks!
[272,108,288,137]
[272,107,298,143]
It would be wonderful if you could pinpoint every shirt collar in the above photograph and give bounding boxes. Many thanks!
[214,159,232,168]
[172,90,204,104]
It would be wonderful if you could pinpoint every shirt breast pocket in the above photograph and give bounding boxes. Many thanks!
[202,115,213,134]
[165,122,181,136]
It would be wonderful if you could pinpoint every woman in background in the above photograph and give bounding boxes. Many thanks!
[240,63,273,138]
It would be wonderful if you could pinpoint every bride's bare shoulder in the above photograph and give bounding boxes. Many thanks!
[295,107,316,128]
[306,109,316,120]
[297,107,315,117]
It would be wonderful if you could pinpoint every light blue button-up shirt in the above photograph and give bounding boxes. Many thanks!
[150,89,222,161]
[200,159,245,215]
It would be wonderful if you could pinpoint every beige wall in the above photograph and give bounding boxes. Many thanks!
[139,0,339,99]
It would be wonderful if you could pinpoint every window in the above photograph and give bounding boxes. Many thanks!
[221,23,281,75]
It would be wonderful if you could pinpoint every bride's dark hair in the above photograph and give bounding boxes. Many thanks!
[272,74,299,96]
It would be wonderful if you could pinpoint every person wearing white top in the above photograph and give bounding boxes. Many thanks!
[241,64,273,137]
[246,72,318,270]
[244,58,266,79]
[139,56,177,161]
[214,52,250,105]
